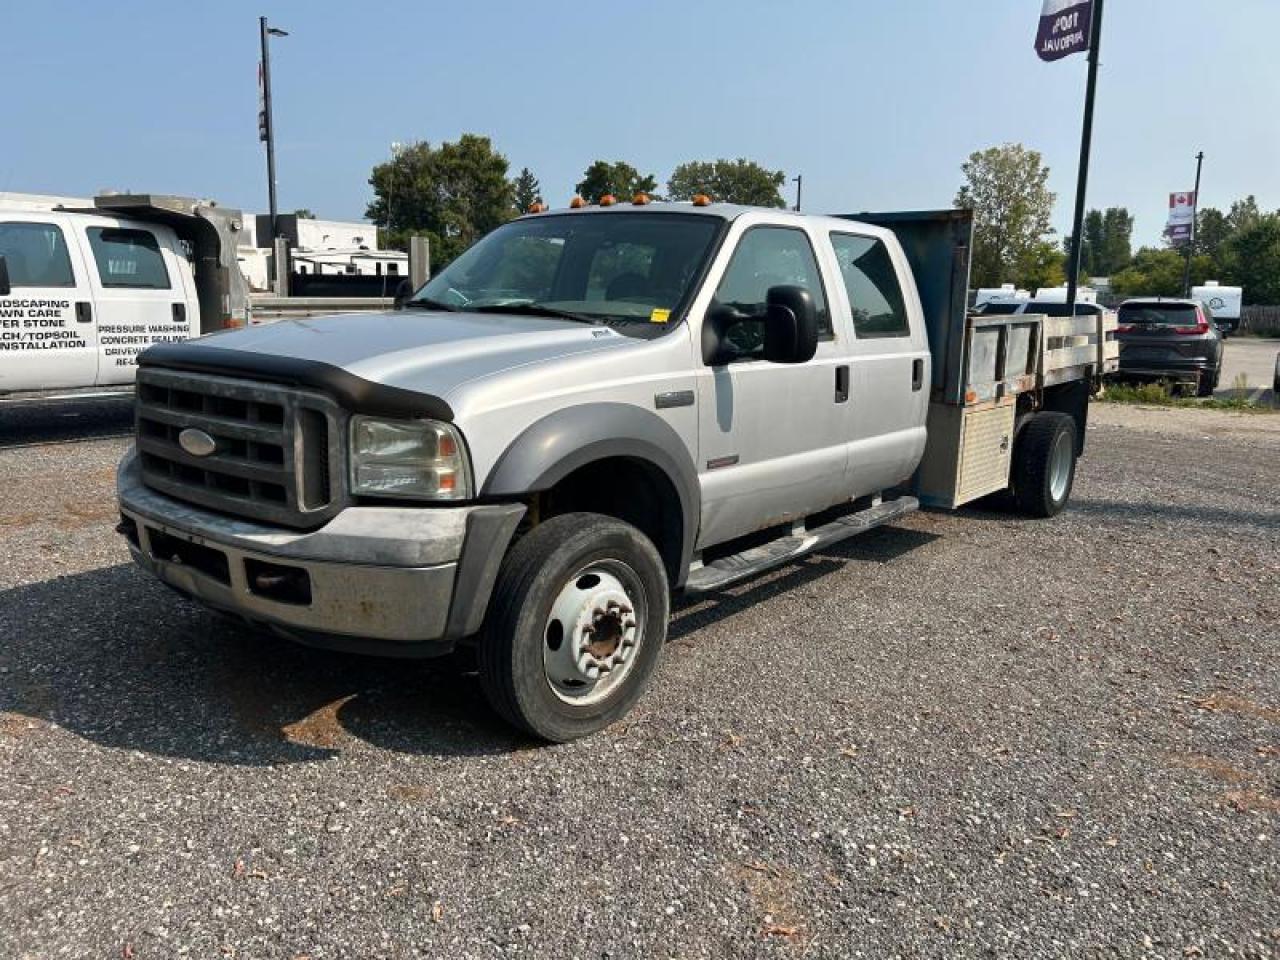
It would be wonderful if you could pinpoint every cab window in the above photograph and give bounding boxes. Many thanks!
[830,233,909,338]
[0,221,76,287]
[713,226,831,359]
[86,227,171,289]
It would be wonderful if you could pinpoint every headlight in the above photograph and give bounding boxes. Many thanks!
[349,416,472,501]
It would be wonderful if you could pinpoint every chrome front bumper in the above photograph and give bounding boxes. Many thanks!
[116,448,524,656]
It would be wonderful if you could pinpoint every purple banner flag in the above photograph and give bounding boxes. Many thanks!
[1036,0,1094,61]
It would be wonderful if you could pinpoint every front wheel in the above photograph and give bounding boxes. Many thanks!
[1011,412,1077,518]
[478,513,669,742]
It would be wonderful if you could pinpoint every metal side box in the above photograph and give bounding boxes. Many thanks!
[913,398,1015,510]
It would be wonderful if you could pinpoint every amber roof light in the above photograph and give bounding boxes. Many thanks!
[599,194,617,206]
[632,192,651,205]
[569,196,586,209]
[691,194,712,206]
[527,202,546,214]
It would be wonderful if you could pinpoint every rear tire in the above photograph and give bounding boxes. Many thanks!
[1011,412,1077,518]
[477,513,669,742]
[1196,367,1219,398]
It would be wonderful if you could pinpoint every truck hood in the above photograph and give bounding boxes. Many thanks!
[151,310,633,403]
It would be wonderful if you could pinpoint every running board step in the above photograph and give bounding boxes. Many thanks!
[683,496,919,595]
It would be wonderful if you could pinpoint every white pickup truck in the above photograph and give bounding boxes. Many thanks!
[0,194,248,398]
[116,200,1117,741]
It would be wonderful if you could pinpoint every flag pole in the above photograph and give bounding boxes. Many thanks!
[1065,0,1104,315]
[1181,151,1204,296]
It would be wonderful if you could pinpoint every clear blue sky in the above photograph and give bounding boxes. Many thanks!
[2,0,1275,248]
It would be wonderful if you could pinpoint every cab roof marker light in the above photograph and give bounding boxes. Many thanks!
[632,192,651,205]
[599,194,617,206]
[527,202,547,214]
[569,196,587,209]
[691,194,712,207]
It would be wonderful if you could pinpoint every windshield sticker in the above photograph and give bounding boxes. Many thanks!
[649,308,671,324]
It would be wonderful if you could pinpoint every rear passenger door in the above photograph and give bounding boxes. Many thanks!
[0,215,98,392]
[79,222,193,386]
[827,230,930,494]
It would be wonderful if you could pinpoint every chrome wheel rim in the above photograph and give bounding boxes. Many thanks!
[1049,431,1073,503]
[542,560,647,706]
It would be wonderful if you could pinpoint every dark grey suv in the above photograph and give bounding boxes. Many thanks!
[1115,298,1224,397]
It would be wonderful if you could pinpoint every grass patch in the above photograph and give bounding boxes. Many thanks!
[1100,377,1276,412]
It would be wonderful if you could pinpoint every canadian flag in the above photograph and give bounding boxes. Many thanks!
[1165,191,1197,245]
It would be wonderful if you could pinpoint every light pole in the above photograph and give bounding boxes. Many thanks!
[259,17,288,245]
[1182,151,1204,297]
[792,174,803,212]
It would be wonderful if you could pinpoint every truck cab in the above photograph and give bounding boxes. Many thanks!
[0,194,248,398]
[116,200,1113,741]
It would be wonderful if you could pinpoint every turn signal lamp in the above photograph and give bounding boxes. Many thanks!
[632,192,651,205]
[569,196,587,209]
[691,194,712,206]
[599,194,617,206]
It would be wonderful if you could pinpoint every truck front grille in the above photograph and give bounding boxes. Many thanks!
[135,368,347,529]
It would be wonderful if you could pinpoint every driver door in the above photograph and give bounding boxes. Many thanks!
[695,224,853,548]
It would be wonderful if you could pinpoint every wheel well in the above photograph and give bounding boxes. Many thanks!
[537,456,684,582]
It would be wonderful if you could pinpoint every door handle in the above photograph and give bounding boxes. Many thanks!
[172,302,186,324]
[834,365,849,403]
[75,301,92,324]
[911,358,924,392]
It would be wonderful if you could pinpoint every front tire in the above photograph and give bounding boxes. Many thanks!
[1011,412,1077,518]
[478,513,669,742]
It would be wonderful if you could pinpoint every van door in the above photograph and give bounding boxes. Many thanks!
[695,223,854,547]
[826,229,930,494]
[0,214,98,393]
[78,221,194,386]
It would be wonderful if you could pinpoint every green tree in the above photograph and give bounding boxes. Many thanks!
[1016,240,1067,291]
[575,160,657,204]
[1110,247,1211,297]
[366,134,514,266]
[1223,215,1280,304]
[1226,195,1262,234]
[954,143,1056,288]
[667,158,786,207]
[1193,207,1231,267]
[512,167,541,213]
[293,208,316,219]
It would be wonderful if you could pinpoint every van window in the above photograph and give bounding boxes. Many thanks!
[0,221,76,287]
[714,226,831,359]
[830,233,909,338]
[86,228,171,289]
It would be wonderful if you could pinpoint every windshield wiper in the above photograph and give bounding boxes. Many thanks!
[477,303,601,325]
[403,297,460,312]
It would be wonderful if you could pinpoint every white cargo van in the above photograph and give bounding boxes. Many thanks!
[0,194,249,398]
[1191,281,1243,335]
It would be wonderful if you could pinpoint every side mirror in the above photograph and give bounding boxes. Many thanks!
[0,256,10,297]
[393,277,414,309]
[763,285,819,364]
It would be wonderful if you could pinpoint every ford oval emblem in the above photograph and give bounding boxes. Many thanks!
[178,428,217,458]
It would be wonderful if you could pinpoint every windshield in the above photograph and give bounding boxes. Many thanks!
[1118,303,1200,325]
[975,301,1023,315]
[411,213,722,335]
[1026,301,1100,317]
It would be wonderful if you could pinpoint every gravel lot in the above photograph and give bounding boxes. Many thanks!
[1,398,1277,959]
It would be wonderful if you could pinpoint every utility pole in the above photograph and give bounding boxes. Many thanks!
[1182,151,1204,297]
[259,17,288,245]
[1065,0,1104,317]
[792,174,803,212]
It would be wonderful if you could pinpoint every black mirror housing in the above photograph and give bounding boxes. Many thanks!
[763,285,818,363]
[393,277,414,309]
[0,255,10,297]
